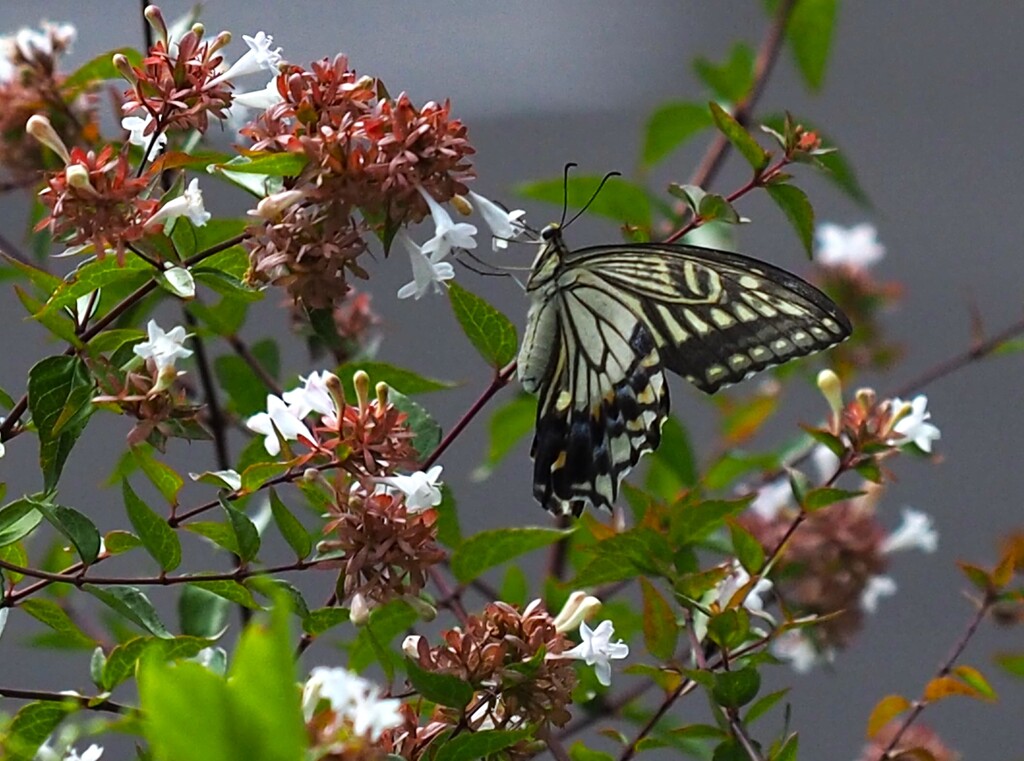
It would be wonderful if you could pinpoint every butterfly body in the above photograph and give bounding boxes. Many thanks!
[518,224,851,516]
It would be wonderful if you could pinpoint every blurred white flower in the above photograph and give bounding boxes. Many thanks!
[882,507,939,554]
[562,620,629,686]
[861,575,898,614]
[246,395,314,456]
[815,223,885,269]
[63,745,103,761]
[750,478,792,520]
[302,667,403,741]
[121,112,167,152]
[283,371,337,419]
[770,629,833,674]
[890,395,940,453]
[378,465,444,511]
[811,443,841,482]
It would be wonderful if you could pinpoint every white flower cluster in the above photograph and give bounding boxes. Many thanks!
[397,189,526,300]
[815,222,885,269]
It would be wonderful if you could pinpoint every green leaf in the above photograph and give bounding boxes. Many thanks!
[38,254,151,317]
[569,743,616,761]
[712,667,761,708]
[131,446,184,506]
[0,498,43,547]
[28,355,94,490]
[213,152,308,176]
[476,393,536,479]
[704,451,782,491]
[104,529,143,555]
[517,175,653,228]
[62,47,142,92]
[189,579,263,610]
[639,578,678,661]
[84,584,171,638]
[103,634,212,690]
[179,583,232,638]
[405,658,474,708]
[187,296,249,336]
[20,598,96,649]
[32,498,101,565]
[434,730,531,761]
[645,416,697,500]
[786,0,837,91]
[335,360,454,397]
[773,733,799,761]
[744,688,790,725]
[269,489,312,560]
[389,389,441,461]
[2,701,76,761]
[186,521,240,554]
[435,484,462,548]
[221,498,261,562]
[728,521,765,574]
[87,327,145,354]
[123,480,182,571]
[802,486,864,511]
[345,599,417,673]
[572,527,674,586]
[17,285,81,346]
[670,495,754,547]
[241,461,286,493]
[708,102,768,172]
[996,653,1024,679]
[447,282,518,368]
[707,608,751,651]
[694,43,755,102]
[302,607,350,636]
[642,101,714,167]
[762,114,868,205]
[765,183,815,257]
[450,527,575,583]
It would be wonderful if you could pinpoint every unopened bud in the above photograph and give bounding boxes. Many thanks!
[451,194,473,216]
[816,369,843,418]
[191,23,205,38]
[151,365,179,394]
[302,467,319,482]
[113,53,136,84]
[353,370,370,411]
[855,387,877,413]
[210,31,231,53]
[553,591,602,634]
[248,189,305,220]
[350,592,371,626]
[26,115,70,163]
[402,634,423,659]
[144,5,168,44]
[65,164,95,193]
[375,382,389,409]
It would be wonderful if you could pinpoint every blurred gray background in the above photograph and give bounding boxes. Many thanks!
[2,2,1024,759]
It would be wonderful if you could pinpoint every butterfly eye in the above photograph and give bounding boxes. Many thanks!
[540,224,560,241]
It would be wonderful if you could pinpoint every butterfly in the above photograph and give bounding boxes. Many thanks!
[517,223,851,516]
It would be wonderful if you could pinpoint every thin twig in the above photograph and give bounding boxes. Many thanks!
[727,708,766,761]
[0,687,129,714]
[227,333,284,394]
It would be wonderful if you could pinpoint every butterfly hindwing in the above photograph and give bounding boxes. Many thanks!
[520,228,852,515]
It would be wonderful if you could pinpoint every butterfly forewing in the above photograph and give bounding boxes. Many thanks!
[520,228,851,516]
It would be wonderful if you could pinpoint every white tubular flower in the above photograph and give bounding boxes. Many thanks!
[553,591,602,634]
[248,189,305,220]
[714,560,772,612]
[881,507,939,554]
[232,77,284,109]
[468,191,526,251]
[378,465,444,511]
[770,630,833,674]
[417,186,477,261]
[121,112,167,152]
[563,620,629,687]
[207,31,283,88]
[890,395,940,453]
[283,371,337,419]
[133,319,193,373]
[26,114,70,163]
[395,230,455,300]
[861,575,898,614]
[145,179,211,230]
[245,394,314,456]
[749,478,792,520]
[815,223,885,269]
[63,745,103,761]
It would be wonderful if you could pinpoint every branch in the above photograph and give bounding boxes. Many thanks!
[227,333,284,395]
[0,686,129,714]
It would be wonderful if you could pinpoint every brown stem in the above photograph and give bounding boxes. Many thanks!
[227,333,284,394]
[0,686,129,714]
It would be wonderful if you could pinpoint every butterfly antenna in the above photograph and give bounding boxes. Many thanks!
[559,162,579,228]
[564,170,621,229]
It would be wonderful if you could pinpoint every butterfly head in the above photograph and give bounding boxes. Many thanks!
[526,223,570,291]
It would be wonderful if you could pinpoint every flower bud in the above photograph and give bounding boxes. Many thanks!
[65,164,95,193]
[113,53,137,84]
[451,193,473,216]
[375,381,389,409]
[248,190,305,220]
[816,369,843,419]
[210,31,232,54]
[402,634,423,659]
[302,467,320,482]
[26,115,70,163]
[353,370,370,411]
[350,592,371,626]
[553,591,602,634]
[144,5,169,44]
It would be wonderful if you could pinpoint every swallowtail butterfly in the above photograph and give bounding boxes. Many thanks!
[518,224,851,516]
